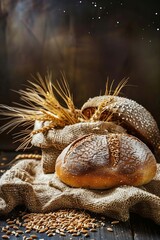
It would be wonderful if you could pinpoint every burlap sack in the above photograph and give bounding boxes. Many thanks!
[0,159,160,224]
[31,121,126,173]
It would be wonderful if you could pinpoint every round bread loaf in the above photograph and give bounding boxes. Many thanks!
[55,134,157,189]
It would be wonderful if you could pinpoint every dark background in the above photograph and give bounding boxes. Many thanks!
[0,0,160,150]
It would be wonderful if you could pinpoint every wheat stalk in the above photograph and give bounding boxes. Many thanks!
[105,78,128,96]
[91,78,128,122]
[0,74,128,150]
[0,72,80,150]
[90,98,114,122]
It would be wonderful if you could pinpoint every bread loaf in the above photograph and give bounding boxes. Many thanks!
[55,133,157,189]
[81,95,160,160]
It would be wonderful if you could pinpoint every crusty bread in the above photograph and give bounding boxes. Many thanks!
[55,134,157,189]
[81,95,160,161]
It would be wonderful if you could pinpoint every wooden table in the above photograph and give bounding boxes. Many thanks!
[0,151,160,240]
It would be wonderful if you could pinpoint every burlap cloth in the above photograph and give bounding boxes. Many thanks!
[0,160,160,224]
[0,121,160,224]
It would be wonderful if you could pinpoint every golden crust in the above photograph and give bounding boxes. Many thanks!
[55,134,157,189]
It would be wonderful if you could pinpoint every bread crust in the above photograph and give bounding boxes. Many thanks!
[55,134,157,189]
[81,96,160,160]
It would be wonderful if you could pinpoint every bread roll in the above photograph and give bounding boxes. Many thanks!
[55,134,157,189]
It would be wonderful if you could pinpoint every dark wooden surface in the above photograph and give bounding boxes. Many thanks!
[0,151,160,240]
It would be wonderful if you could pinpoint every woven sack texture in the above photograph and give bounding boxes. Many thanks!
[0,159,160,224]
